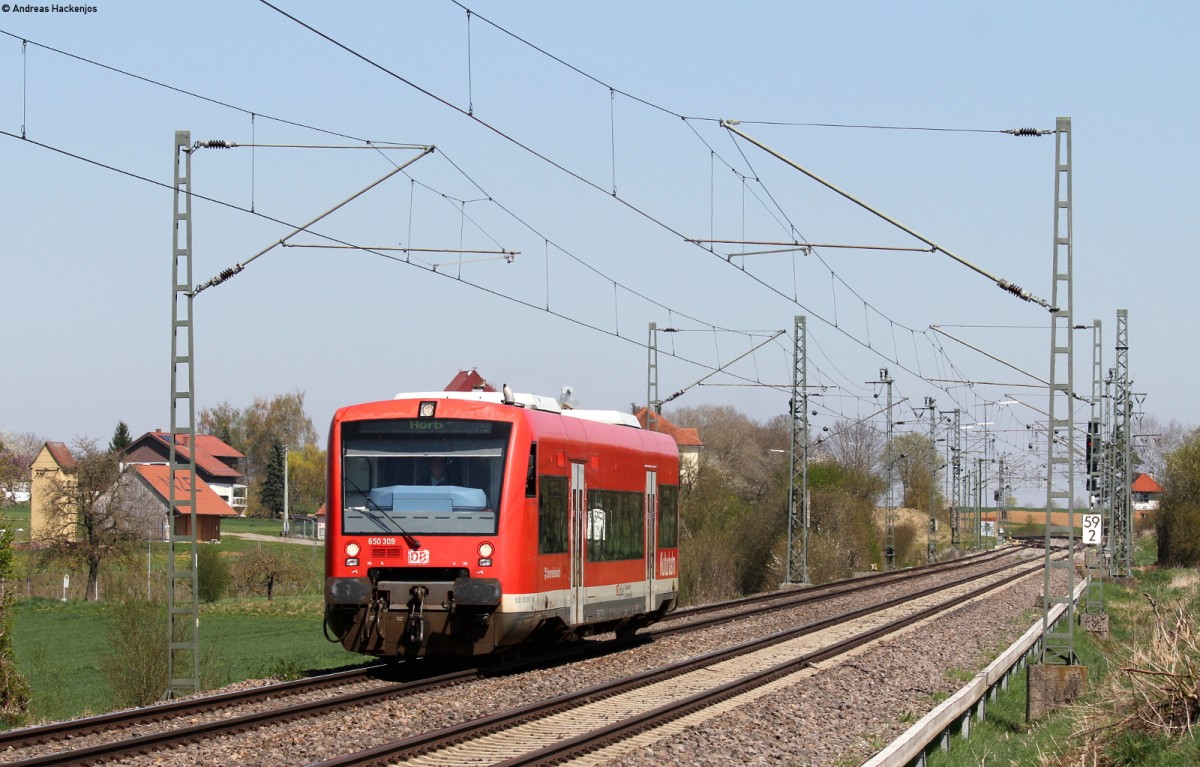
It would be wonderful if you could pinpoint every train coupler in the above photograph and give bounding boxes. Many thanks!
[405,585,429,646]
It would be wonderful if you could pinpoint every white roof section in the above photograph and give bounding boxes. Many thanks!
[560,409,642,428]
[393,391,641,428]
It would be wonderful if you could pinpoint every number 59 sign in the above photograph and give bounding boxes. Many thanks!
[1081,514,1102,545]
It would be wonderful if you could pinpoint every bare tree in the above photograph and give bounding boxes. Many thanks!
[816,418,883,477]
[36,439,147,601]
[200,391,318,500]
[0,431,44,504]
[1135,416,1195,480]
[231,546,308,600]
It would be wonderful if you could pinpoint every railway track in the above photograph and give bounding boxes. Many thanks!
[1,548,1046,767]
[306,557,1050,766]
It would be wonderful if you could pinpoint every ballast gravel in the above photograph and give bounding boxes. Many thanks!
[27,549,1068,767]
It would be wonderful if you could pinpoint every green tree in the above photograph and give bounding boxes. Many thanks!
[259,441,286,519]
[108,421,132,454]
[287,443,327,514]
[1157,428,1200,567]
[806,459,885,580]
[0,522,31,726]
[197,543,231,602]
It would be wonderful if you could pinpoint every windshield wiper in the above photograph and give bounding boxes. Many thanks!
[344,477,421,549]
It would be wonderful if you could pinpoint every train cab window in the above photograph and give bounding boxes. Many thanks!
[658,484,679,548]
[340,418,511,536]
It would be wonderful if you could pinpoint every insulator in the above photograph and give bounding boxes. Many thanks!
[1008,127,1045,137]
[198,139,232,149]
[1000,281,1025,297]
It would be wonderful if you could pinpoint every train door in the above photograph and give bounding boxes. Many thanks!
[644,469,657,612]
[569,461,587,625]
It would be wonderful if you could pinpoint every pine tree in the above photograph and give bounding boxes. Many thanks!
[259,440,286,519]
[109,421,132,454]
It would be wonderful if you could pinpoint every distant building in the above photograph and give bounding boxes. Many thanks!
[634,408,704,480]
[1132,473,1164,516]
[123,431,248,512]
[29,441,78,542]
[444,369,496,392]
[126,464,238,541]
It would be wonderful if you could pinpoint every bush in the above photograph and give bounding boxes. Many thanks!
[1157,432,1200,567]
[197,544,231,603]
[0,523,30,726]
[101,597,168,708]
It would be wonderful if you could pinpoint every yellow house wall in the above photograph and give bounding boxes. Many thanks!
[29,446,78,542]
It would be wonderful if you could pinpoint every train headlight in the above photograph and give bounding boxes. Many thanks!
[477,542,495,558]
[419,401,437,418]
[345,542,361,557]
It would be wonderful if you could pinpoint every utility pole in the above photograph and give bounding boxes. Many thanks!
[283,445,290,537]
[167,131,201,697]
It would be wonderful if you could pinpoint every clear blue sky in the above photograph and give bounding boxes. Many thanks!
[2,1,1195,503]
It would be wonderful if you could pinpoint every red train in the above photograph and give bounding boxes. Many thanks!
[323,389,681,658]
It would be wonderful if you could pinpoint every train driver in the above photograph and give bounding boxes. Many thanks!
[427,456,448,486]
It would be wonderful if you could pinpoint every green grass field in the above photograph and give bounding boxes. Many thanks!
[2,506,363,726]
[10,595,369,724]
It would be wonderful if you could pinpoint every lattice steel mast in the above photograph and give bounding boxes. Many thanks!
[1041,116,1076,665]
[168,131,200,697]
[1084,319,1107,615]
[786,316,810,584]
[1110,309,1133,578]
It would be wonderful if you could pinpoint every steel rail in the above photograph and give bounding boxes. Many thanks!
[304,557,1049,767]
[4,549,1040,766]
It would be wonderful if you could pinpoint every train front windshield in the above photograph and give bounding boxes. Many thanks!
[340,419,512,536]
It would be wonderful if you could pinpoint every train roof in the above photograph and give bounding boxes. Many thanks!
[393,391,642,429]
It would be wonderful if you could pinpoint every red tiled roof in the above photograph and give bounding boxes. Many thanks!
[132,465,238,517]
[634,408,704,447]
[444,370,495,392]
[44,441,77,469]
[146,432,241,479]
[178,434,245,459]
[1132,473,1164,493]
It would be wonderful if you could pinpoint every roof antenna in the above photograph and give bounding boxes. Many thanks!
[502,383,515,405]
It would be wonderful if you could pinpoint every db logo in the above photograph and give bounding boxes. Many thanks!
[408,549,430,565]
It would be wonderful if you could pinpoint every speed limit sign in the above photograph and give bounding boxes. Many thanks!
[1082,514,1102,545]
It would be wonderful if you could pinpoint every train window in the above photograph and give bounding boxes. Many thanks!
[586,489,644,561]
[525,443,537,497]
[657,484,679,548]
[538,475,567,554]
[340,419,511,536]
